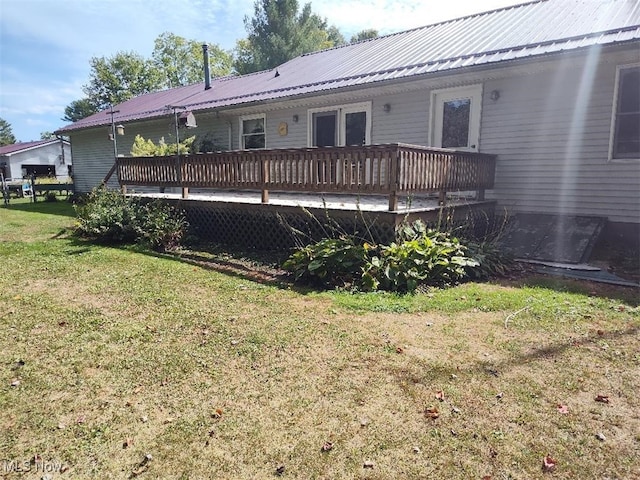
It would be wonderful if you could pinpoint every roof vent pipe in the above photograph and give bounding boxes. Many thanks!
[202,44,211,90]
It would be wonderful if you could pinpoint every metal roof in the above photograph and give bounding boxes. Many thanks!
[0,139,67,156]
[58,0,640,133]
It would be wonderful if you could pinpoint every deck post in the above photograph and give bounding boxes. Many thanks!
[476,188,485,201]
[438,190,446,206]
[182,187,189,199]
[261,156,269,204]
[388,146,399,211]
[388,192,398,211]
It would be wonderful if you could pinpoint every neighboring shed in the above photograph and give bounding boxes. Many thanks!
[0,139,72,181]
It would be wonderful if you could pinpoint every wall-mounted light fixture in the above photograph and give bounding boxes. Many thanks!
[292,114,299,123]
[383,103,391,113]
[490,90,500,101]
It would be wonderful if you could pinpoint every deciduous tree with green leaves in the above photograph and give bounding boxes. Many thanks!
[83,51,163,111]
[152,32,233,88]
[63,33,232,122]
[350,29,379,43]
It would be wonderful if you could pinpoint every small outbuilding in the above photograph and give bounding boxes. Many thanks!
[0,138,72,181]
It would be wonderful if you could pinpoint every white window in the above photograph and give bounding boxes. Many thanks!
[240,114,266,149]
[610,64,640,161]
[430,85,483,152]
[307,102,371,147]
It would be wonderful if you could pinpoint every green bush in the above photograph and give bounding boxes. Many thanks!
[375,222,478,292]
[74,187,187,251]
[282,236,371,289]
[283,220,489,293]
[130,134,195,156]
[464,240,513,280]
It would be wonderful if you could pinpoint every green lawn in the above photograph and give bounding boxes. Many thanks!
[1,200,638,479]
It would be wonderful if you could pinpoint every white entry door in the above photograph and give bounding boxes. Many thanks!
[431,85,483,152]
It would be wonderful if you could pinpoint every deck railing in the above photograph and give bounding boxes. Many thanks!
[115,143,496,211]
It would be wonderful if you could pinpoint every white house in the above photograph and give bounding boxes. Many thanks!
[57,0,640,254]
[0,139,72,181]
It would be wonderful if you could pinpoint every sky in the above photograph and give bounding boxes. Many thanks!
[0,0,524,143]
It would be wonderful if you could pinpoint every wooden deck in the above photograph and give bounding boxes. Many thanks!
[115,143,496,211]
[116,144,497,249]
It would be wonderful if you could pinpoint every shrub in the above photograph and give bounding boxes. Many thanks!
[464,240,513,279]
[130,134,195,156]
[374,221,478,292]
[282,236,372,289]
[283,220,486,293]
[74,187,187,251]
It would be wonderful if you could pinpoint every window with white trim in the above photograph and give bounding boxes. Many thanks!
[307,102,371,147]
[240,114,266,149]
[610,65,640,160]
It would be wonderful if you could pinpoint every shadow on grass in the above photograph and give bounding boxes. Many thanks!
[135,246,306,292]
[2,198,76,218]
[389,324,639,389]
[493,273,640,307]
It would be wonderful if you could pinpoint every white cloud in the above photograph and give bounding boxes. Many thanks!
[314,0,524,37]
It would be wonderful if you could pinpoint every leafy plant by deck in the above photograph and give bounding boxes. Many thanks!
[130,134,195,156]
[73,187,187,251]
[283,220,511,293]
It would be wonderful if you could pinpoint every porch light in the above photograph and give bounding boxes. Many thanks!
[116,124,125,136]
[383,103,391,113]
[490,90,500,101]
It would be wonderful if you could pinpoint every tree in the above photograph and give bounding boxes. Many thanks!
[64,33,232,123]
[235,0,343,74]
[152,32,233,88]
[0,118,16,146]
[40,131,55,140]
[82,52,163,111]
[63,98,99,123]
[350,29,378,43]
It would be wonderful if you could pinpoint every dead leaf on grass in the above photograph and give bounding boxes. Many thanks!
[542,454,557,473]
[123,437,134,449]
[424,406,439,419]
[595,395,610,404]
[321,441,333,452]
[131,453,152,477]
[557,404,569,414]
[275,464,285,475]
[396,346,404,354]
[212,408,224,419]
[435,390,445,402]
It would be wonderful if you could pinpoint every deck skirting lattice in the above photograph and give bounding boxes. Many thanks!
[163,198,496,251]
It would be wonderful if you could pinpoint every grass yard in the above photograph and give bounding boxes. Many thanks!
[1,200,639,479]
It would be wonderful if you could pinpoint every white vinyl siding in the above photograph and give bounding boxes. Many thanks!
[481,52,640,223]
